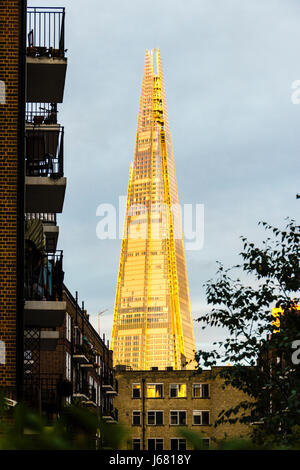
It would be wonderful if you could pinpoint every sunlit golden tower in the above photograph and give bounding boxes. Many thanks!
[111,49,196,370]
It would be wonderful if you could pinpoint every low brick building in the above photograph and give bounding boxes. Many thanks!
[115,367,250,450]
[24,284,118,423]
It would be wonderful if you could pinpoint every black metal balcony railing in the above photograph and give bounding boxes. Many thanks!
[23,373,69,414]
[102,372,114,387]
[25,212,57,225]
[102,404,118,421]
[26,102,58,125]
[74,343,96,364]
[75,382,97,404]
[25,250,64,301]
[25,126,64,177]
[27,7,66,58]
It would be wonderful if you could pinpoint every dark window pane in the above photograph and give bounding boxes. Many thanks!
[156,411,163,425]
[170,439,178,450]
[193,413,201,425]
[179,411,186,425]
[202,439,210,449]
[148,412,155,425]
[132,385,141,398]
[178,439,186,450]
[170,411,177,425]
[148,439,155,451]
[133,412,141,425]
[156,439,164,450]
[202,411,209,425]
[133,439,140,450]
[202,384,209,398]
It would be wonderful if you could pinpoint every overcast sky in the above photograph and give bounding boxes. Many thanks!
[30,0,300,353]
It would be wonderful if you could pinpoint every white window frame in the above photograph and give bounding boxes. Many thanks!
[170,410,187,426]
[147,438,164,451]
[146,383,163,398]
[170,438,187,451]
[66,312,72,343]
[147,410,164,425]
[193,410,210,425]
[169,383,187,398]
[132,410,141,426]
[192,383,210,398]
[132,383,141,398]
[132,438,141,450]
[65,351,71,381]
[201,438,210,449]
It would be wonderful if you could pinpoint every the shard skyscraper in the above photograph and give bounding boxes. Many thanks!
[111,49,196,370]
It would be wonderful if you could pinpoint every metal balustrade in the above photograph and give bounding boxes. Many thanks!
[27,7,66,58]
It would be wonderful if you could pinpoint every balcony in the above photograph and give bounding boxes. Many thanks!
[26,7,67,103]
[102,405,118,423]
[74,383,97,407]
[26,102,59,125]
[23,374,72,416]
[101,373,118,395]
[24,329,59,351]
[25,213,59,253]
[25,125,66,213]
[73,343,96,367]
[24,250,66,327]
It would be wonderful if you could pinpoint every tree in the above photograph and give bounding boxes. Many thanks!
[196,218,300,448]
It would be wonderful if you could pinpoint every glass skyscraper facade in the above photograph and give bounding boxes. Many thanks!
[111,50,196,370]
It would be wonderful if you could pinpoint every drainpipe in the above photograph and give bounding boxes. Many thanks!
[142,378,145,450]
[16,0,27,403]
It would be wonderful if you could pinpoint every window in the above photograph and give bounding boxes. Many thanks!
[147,410,163,425]
[170,438,186,451]
[66,313,72,342]
[147,439,163,450]
[170,383,186,398]
[132,439,141,450]
[193,410,210,425]
[192,383,210,398]
[201,438,210,449]
[95,354,101,375]
[170,410,186,425]
[132,383,141,398]
[132,411,141,426]
[147,383,163,398]
[65,351,71,381]
[65,395,71,405]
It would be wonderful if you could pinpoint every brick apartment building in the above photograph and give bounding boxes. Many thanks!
[24,283,118,422]
[0,2,118,430]
[115,367,251,450]
[0,0,26,402]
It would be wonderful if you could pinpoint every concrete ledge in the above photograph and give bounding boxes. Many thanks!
[25,300,66,327]
[25,176,66,213]
[27,56,67,103]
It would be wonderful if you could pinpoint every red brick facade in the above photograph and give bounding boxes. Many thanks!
[0,1,24,398]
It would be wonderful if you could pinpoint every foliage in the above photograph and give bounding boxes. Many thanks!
[196,218,300,447]
[0,393,127,450]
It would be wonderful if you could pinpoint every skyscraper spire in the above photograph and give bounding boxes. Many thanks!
[111,50,196,370]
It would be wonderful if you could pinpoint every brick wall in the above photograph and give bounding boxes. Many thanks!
[115,368,251,450]
[0,1,23,398]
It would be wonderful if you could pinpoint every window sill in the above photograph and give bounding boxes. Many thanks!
[192,397,210,399]
[192,424,211,427]
[169,424,187,426]
[169,397,187,399]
